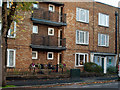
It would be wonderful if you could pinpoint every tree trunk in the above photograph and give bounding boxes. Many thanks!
[1,2,7,87]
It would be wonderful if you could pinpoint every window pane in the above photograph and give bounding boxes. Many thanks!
[33,4,38,8]
[32,52,36,58]
[9,51,14,66]
[76,31,79,43]
[101,35,105,45]
[85,55,87,63]
[10,29,14,36]
[80,32,84,43]
[80,9,85,21]
[48,53,52,58]
[80,55,84,65]
[76,8,80,21]
[76,54,79,65]
[49,6,53,11]
[33,26,38,33]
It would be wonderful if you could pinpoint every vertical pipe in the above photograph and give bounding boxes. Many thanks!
[115,11,118,54]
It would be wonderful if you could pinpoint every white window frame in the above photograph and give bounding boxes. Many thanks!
[33,3,38,9]
[76,30,89,45]
[98,33,109,47]
[76,7,89,23]
[49,4,55,12]
[32,51,38,59]
[8,21,16,38]
[48,28,54,36]
[33,25,38,34]
[47,52,54,60]
[7,0,12,8]
[0,22,2,36]
[98,13,109,27]
[7,49,16,67]
[75,53,89,67]
[0,0,2,7]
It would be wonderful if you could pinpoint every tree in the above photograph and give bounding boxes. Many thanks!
[0,1,33,86]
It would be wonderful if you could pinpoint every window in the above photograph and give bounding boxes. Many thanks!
[98,13,109,27]
[33,25,38,34]
[107,56,114,67]
[49,4,55,12]
[33,3,38,9]
[76,8,89,23]
[7,0,12,8]
[48,28,54,36]
[32,51,38,59]
[47,52,54,60]
[7,49,16,67]
[93,56,101,66]
[8,21,16,38]
[75,53,88,66]
[98,33,109,47]
[76,30,89,45]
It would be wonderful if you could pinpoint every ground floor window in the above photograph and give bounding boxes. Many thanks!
[32,51,38,59]
[47,52,54,60]
[93,56,101,66]
[75,53,88,66]
[107,56,114,67]
[7,49,16,67]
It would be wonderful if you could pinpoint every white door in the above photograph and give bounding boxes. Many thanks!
[101,57,107,74]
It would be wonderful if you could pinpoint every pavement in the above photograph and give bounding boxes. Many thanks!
[5,74,119,89]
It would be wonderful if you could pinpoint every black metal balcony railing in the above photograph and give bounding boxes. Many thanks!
[31,8,66,23]
[31,34,66,47]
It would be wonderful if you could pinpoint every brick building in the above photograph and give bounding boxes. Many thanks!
[0,1,119,74]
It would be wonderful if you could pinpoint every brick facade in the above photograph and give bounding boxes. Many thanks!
[5,2,119,72]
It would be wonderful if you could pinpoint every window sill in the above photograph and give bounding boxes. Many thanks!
[76,43,89,46]
[47,59,53,60]
[98,45,109,48]
[7,37,16,39]
[7,66,15,68]
[75,65,84,67]
[98,24,109,28]
[32,58,38,60]
[76,20,89,24]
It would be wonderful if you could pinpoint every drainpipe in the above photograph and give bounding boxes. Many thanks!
[115,11,118,54]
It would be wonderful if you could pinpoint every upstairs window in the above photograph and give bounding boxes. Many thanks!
[98,13,109,27]
[33,25,38,34]
[98,33,109,47]
[49,4,55,12]
[8,21,16,38]
[76,30,89,45]
[76,8,89,23]
[33,3,38,9]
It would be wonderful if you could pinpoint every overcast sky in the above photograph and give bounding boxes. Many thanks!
[95,0,120,7]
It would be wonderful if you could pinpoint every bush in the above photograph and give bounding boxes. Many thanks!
[84,62,102,73]
[107,66,117,74]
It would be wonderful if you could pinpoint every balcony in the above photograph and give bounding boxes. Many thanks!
[31,8,67,26]
[30,34,66,51]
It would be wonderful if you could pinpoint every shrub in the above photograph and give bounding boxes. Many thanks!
[107,66,117,74]
[84,62,102,73]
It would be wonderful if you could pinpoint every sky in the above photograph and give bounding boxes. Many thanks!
[95,0,120,7]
